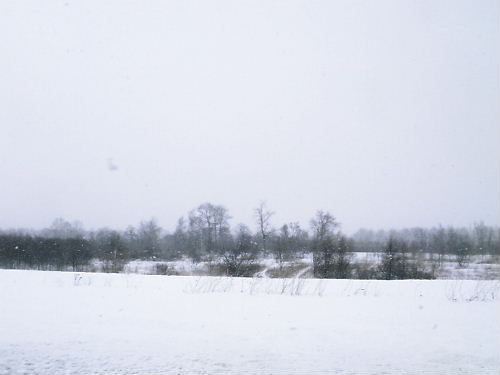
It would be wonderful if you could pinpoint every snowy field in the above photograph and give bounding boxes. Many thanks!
[0,270,499,375]
[122,253,500,280]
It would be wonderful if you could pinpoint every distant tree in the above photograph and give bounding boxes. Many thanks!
[288,222,309,255]
[310,211,341,278]
[445,228,471,267]
[378,236,433,279]
[272,222,309,270]
[274,224,292,270]
[94,229,128,272]
[168,217,188,258]
[379,236,407,280]
[408,227,429,258]
[212,205,231,249]
[495,228,500,255]
[188,203,231,256]
[0,232,92,271]
[473,221,495,257]
[64,237,93,271]
[254,201,274,253]
[331,235,353,279]
[42,218,85,239]
[123,226,139,255]
[221,224,259,276]
[431,226,447,265]
[137,219,162,259]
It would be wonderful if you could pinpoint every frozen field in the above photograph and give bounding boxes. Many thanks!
[0,270,499,375]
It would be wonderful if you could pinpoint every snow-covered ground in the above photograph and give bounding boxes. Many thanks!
[118,253,500,280]
[0,270,498,374]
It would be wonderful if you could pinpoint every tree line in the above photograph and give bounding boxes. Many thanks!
[0,202,498,278]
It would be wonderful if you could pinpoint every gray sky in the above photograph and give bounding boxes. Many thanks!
[1,0,498,234]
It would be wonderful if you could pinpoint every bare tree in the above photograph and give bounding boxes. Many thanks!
[310,211,340,278]
[273,222,309,270]
[42,218,85,239]
[94,229,128,272]
[137,219,162,259]
[332,235,352,279]
[188,203,231,255]
[254,201,274,253]
[221,224,259,276]
[172,217,188,256]
[288,222,309,255]
[446,227,471,267]
[379,236,411,280]
[274,224,291,270]
[310,211,338,241]
[473,221,495,258]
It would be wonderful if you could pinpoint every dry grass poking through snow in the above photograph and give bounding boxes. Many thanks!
[0,270,499,375]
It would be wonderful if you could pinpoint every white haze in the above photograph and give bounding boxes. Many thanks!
[0,0,498,234]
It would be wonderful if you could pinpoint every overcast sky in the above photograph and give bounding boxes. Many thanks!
[0,0,498,234]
